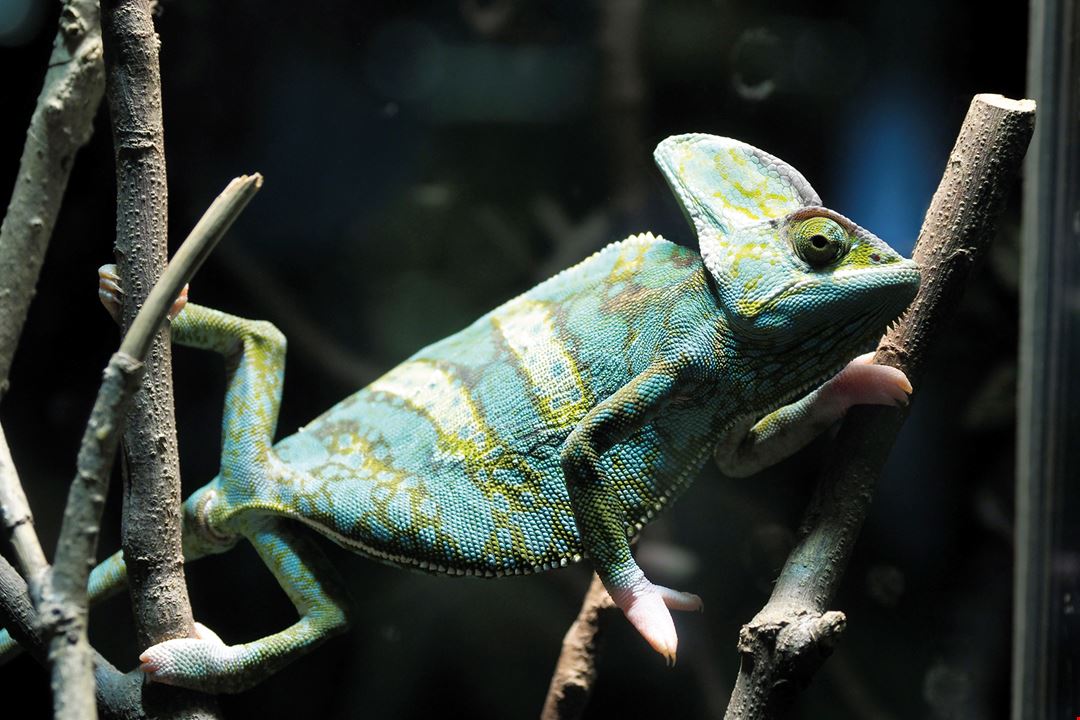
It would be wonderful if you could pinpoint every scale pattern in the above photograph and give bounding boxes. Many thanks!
[210,233,723,576]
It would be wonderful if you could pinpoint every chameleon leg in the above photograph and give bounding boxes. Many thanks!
[0,550,128,661]
[100,265,285,474]
[138,516,350,693]
[714,352,913,478]
[561,364,703,665]
[170,303,286,472]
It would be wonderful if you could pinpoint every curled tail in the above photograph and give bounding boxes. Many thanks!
[0,550,128,662]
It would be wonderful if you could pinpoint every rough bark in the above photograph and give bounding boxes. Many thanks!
[723,94,1036,718]
[541,574,618,720]
[97,5,217,717]
[0,0,105,398]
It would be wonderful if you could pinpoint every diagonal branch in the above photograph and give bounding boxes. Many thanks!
[38,174,261,719]
[723,94,1036,718]
[541,574,618,720]
[0,422,49,589]
[0,0,105,398]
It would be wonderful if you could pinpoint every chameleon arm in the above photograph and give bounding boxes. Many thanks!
[714,353,912,478]
[561,363,702,665]
[139,516,350,693]
[0,550,128,661]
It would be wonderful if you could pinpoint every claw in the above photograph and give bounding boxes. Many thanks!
[98,262,189,324]
[97,264,123,325]
[607,580,702,665]
[823,355,913,411]
[170,282,189,321]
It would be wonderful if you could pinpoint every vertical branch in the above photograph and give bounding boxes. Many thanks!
[100,0,195,674]
[0,0,105,397]
[723,94,1036,719]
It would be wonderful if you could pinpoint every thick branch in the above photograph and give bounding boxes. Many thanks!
[97,4,218,718]
[723,94,1036,719]
[541,574,618,720]
[0,0,105,398]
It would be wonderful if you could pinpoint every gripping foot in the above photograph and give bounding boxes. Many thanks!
[98,263,188,324]
[823,351,912,409]
[139,622,240,691]
[608,579,703,666]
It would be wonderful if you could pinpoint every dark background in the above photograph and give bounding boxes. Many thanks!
[0,1,1026,717]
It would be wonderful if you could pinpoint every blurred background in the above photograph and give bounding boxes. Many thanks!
[0,0,1028,717]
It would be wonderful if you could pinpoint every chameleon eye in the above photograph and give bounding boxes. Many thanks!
[792,217,849,268]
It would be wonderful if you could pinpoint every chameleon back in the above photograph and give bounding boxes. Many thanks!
[217,233,724,576]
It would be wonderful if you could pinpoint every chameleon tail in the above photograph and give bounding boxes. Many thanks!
[0,550,129,662]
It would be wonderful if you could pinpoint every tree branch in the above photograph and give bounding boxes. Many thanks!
[37,174,260,719]
[0,0,105,398]
[723,94,1036,718]
[0,422,49,588]
[541,574,618,720]
[98,2,219,716]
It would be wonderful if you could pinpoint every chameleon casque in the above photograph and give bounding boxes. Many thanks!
[1,134,919,693]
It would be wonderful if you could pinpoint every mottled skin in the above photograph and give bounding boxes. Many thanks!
[0,135,919,693]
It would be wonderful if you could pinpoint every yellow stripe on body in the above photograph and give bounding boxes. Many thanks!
[368,360,495,457]
[493,299,593,429]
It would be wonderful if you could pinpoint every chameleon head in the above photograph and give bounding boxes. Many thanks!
[654,133,919,363]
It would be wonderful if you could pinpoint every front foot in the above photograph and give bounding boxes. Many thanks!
[607,579,703,666]
[823,352,912,409]
[139,622,241,693]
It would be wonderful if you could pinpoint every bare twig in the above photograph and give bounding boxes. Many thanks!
[723,94,1036,718]
[0,423,49,588]
[0,0,105,398]
[37,174,260,719]
[541,574,617,720]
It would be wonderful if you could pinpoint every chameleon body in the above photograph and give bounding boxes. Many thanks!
[0,135,919,693]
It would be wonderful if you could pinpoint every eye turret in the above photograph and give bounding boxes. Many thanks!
[792,216,850,268]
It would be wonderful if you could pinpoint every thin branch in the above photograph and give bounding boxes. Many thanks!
[722,94,1036,718]
[122,175,263,361]
[36,175,260,719]
[0,0,105,398]
[541,574,617,720]
[0,423,49,587]
[541,4,648,713]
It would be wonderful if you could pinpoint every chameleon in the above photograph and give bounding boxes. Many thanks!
[0,134,919,693]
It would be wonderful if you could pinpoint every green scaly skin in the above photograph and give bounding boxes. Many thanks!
[0,135,919,693]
